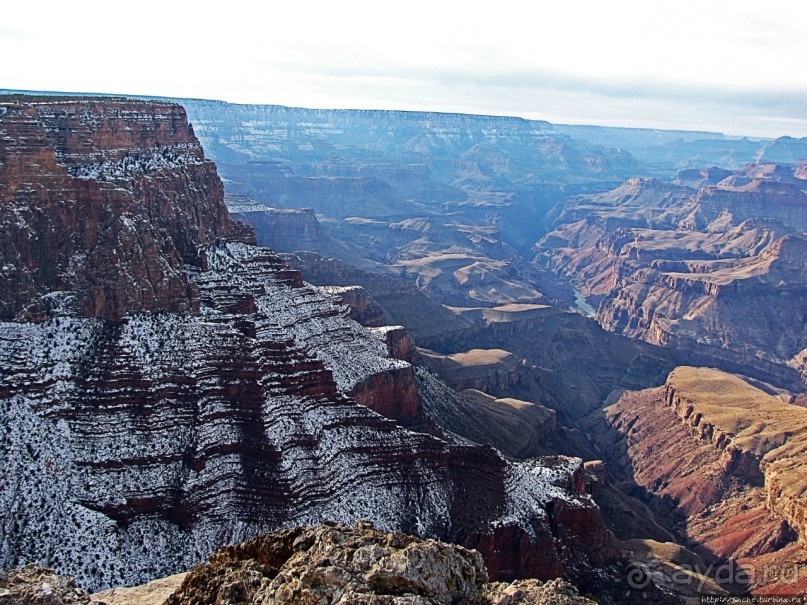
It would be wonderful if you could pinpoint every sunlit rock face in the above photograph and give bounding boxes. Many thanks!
[585,367,807,594]
[535,164,807,390]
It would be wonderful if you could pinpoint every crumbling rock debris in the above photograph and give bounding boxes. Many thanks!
[166,521,596,605]
[0,565,91,605]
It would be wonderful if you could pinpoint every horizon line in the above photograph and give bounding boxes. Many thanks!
[0,87,780,142]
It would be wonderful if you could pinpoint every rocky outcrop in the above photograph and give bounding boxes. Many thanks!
[226,197,323,251]
[0,97,253,322]
[225,195,375,271]
[0,96,619,593]
[663,368,807,535]
[321,285,387,328]
[348,365,423,420]
[280,252,475,345]
[419,348,523,394]
[369,326,419,364]
[1,524,598,605]
[164,522,596,605]
[0,564,93,605]
[672,167,733,189]
[92,573,187,605]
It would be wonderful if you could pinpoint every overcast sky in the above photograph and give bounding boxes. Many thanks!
[3,0,807,138]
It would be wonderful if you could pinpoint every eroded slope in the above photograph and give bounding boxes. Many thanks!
[586,367,807,593]
[0,96,618,593]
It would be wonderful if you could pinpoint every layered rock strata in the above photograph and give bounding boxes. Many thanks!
[586,367,807,593]
[536,166,807,391]
[662,368,807,546]
[0,97,619,593]
[0,97,252,322]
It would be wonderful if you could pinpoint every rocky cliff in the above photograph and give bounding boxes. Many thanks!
[585,367,807,593]
[0,96,252,322]
[660,369,807,550]
[0,96,619,593]
[279,251,475,344]
[536,164,807,391]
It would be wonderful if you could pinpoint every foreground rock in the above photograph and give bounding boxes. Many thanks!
[166,522,595,605]
[0,526,595,605]
[0,564,92,604]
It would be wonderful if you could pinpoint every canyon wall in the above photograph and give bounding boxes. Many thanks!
[536,167,807,391]
[0,96,619,592]
[0,97,253,322]
[586,367,807,592]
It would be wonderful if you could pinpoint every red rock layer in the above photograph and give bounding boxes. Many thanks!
[536,166,807,392]
[0,97,251,322]
[349,366,423,419]
[587,378,807,593]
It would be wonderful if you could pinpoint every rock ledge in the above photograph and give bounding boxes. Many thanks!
[166,521,595,605]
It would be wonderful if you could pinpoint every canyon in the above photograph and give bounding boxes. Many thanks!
[586,367,807,594]
[535,165,807,389]
[170,99,807,397]
[2,91,807,603]
[176,98,807,601]
[0,96,623,598]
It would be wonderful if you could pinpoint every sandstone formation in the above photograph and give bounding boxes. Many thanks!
[0,97,619,594]
[0,96,251,322]
[419,349,522,394]
[536,165,807,391]
[586,367,807,593]
[92,573,187,605]
[0,564,93,605]
[663,368,807,547]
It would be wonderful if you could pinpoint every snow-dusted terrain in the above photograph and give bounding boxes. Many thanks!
[0,240,601,590]
[0,95,615,591]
